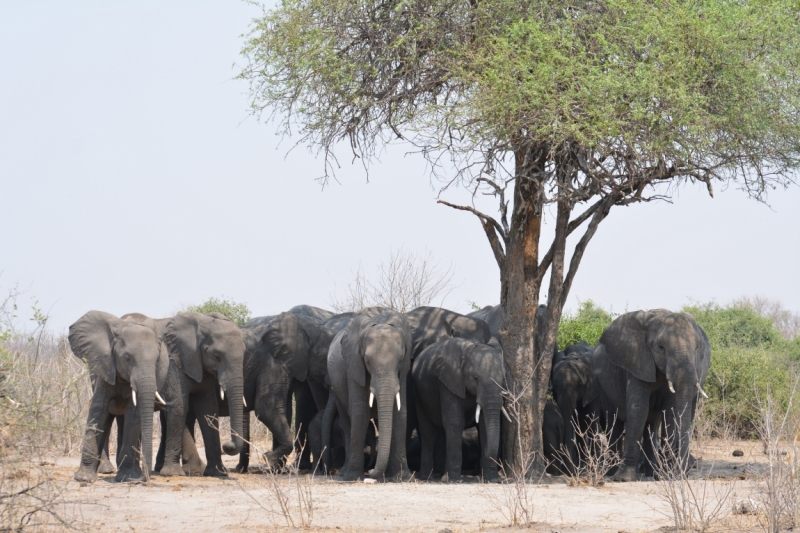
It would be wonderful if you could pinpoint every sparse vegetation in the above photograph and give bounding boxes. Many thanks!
[556,300,615,351]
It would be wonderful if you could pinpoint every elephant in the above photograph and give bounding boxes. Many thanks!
[405,306,492,357]
[123,312,246,477]
[234,310,343,472]
[412,337,507,482]
[542,401,565,475]
[550,343,601,472]
[468,304,554,359]
[288,305,335,322]
[69,311,169,483]
[327,309,413,481]
[592,309,711,481]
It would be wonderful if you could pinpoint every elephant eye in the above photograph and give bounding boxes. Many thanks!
[658,345,665,351]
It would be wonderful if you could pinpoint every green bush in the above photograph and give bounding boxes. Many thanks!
[184,297,252,327]
[684,302,798,438]
[557,300,615,351]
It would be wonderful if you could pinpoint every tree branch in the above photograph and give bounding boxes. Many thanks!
[437,199,506,270]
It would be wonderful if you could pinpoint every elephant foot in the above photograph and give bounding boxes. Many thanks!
[97,459,116,475]
[263,451,287,471]
[74,466,98,484]
[611,465,638,482]
[342,469,364,482]
[203,464,229,478]
[441,472,463,484]
[115,466,146,483]
[182,458,206,477]
[234,463,249,474]
[158,463,186,477]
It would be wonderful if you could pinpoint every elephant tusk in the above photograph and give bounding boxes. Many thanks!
[668,380,676,394]
[369,392,374,408]
[243,395,247,408]
[475,404,481,424]
[155,392,166,406]
[132,390,137,407]
[220,388,225,401]
[697,383,709,399]
[396,392,401,411]
[501,406,512,422]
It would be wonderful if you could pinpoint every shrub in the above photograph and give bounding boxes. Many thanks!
[184,296,252,327]
[557,300,614,351]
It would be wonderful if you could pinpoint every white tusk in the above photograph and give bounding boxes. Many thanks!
[369,392,374,408]
[501,406,512,422]
[155,392,166,406]
[132,390,137,407]
[697,383,709,399]
[396,392,401,411]
[475,404,481,424]
[668,381,676,394]
[243,395,247,408]
[220,388,225,401]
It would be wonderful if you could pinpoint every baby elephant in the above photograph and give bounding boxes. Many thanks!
[413,337,508,482]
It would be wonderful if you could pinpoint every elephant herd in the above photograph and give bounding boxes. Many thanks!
[69,303,710,484]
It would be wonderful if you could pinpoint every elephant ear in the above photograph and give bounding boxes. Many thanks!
[433,339,468,399]
[164,312,204,383]
[68,311,120,385]
[341,315,368,387]
[599,310,657,383]
[580,352,599,407]
[263,312,313,382]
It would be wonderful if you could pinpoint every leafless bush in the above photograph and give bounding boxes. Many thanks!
[331,248,456,313]
[734,296,800,340]
[650,415,737,533]
[0,285,91,531]
[485,385,542,527]
[233,428,316,528]
[554,414,623,487]
[755,381,800,533]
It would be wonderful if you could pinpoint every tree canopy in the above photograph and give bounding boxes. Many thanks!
[239,0,800,469]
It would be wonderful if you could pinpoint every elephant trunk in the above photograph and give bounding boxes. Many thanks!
[367,379,397,479]
[483,403,502,477]
[222,379,245,455]
[133,377,156,477]
[665,358,696,472]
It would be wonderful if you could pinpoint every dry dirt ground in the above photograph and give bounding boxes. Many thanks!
[44,439,768,533]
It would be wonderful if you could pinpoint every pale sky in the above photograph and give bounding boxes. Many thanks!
[1,1,798,333]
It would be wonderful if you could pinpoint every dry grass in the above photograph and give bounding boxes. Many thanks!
[553,414,623,487]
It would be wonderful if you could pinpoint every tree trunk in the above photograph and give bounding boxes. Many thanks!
[499,143,548,474]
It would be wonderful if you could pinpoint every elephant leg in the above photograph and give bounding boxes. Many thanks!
[334,395,351,475]
[154,411,166,472]
[97,415,116,474]
[193,389,227,477]
[642,416,661,478]
[614,382,649,482]
[343,383,369,482]
[115,397,144,482]
[235,411,251,473]
[181,412,206,476]
[253,373,293,469]
[415,395,437,481]
[75,385,114,483]
[439,391,465,483]
[295,382,317,470]
[159,366,188,476]
[320,393,337,474]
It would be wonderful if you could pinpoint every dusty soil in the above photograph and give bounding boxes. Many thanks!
[42,439,768,532]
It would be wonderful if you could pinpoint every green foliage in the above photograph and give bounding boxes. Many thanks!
[557,300,614,351]
[184,297,252,327]
[684,302,799,438]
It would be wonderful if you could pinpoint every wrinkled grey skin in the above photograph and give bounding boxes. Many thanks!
[70,311,169,483]
[542,401,565,475]
[328,309,412,481]
[288,305,335,323]
[234,310,342,472]
[124,312,246,477]
[592,310,711,481]
[468,304,553,358]
[405,307,492,357]
[551,343,601,472]
[413,337,505,482]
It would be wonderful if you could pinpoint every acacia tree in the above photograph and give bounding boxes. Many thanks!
[239,0,800,470]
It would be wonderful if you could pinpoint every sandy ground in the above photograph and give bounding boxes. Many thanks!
[42,439,768,532]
